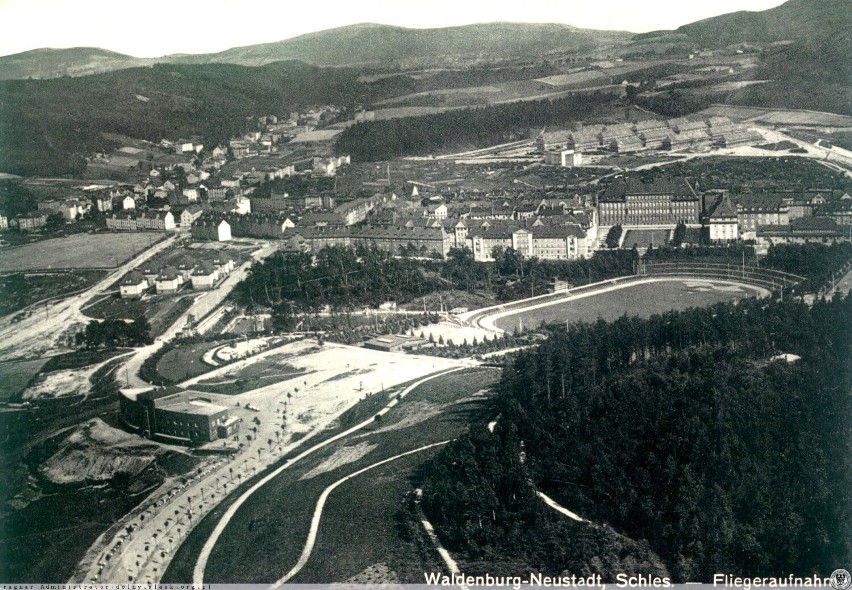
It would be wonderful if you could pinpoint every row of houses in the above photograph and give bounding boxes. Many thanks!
[252,192,336,215]
[190,209,599,262]
[191,212,293,240]
[597,176,851,245]
[118,253,236,298]
[37,198,93,220]
[417,195,589,223]
[539,116,762,160]
[106,210,177,232]
[705,192,851,241]
[0,212,48,231]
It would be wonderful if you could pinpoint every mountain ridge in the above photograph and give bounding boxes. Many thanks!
[2,1,849,79]
[635,0,851,47]
[0,22,632,79]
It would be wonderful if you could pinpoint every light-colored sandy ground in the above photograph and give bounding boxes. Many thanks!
[214,337,273,362]
[22,365,98,400]
[0,237,177,362]
[22,351,134,400]
[73,341,467,584]
[299,441,378,480]
[40,418,185,485]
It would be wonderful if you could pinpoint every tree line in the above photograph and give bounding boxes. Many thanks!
[74,318,152,349]
[420,294,851,580]
[231,245,640,325]
[335,91,619,162]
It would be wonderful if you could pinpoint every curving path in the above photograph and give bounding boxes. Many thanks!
[192,366,465,585]
[272,441,450,586]
[474,276,769,333]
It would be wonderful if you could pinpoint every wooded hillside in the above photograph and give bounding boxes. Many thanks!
[421,294,851,580]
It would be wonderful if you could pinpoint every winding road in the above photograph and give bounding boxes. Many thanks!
[272,440,451,586]
[191,366,465,585]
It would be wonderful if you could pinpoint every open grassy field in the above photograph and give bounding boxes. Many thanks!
[494,280,763,332]
[40,348,128,373]
[0,270,107,317]
[622,229,672,249]
[156,341,228,383]
[189,349,311,395]
[0,232,164,271]
[0,357,50,401]
[290,454,444,583]
[192,364,307,395]
[163,367,498,583]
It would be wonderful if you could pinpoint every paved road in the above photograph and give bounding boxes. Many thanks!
[272,441,451,587]
[829,264,852,295]
[120,242,278,389]
[0,235,177,361]
[192,367,465,585]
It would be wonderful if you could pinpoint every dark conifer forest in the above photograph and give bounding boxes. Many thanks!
[421,294,852,581]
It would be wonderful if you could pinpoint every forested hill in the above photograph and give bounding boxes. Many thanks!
[632,0,851,48]
[0,61,410,177]
[421,294,851,581]
[335,91,620,161]
[173,22,632,69]
[0,23,632,80]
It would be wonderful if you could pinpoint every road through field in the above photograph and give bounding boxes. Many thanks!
[272,440,451,586]
[119,242,278,389]
[0,235,176,361]
[192,367,465,585]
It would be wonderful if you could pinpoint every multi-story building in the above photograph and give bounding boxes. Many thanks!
[190,261,220,290]
[735,195,790,236]
[466,222,593,262]
[191,218,233,242]
[192,213,290,240]
[598,178,700,226]
[705,193,739,241]
[119,389,239,445]
[180,205,203,229]
[334,195,383,225]
[814,200,852,226]
[757,217,848,250]
[289,225,453,258]
[106,210,175,231]
[154,266,183,293]
[14,213,48,231]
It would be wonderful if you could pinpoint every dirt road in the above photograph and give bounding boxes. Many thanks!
[0,235,177,362]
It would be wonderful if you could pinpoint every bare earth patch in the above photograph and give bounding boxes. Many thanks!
[300,442,378,480]
[22,365,97,400]
[39,418,168,485]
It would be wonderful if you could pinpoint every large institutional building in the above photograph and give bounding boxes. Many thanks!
[119,388,240,445]
[598,178,701,226]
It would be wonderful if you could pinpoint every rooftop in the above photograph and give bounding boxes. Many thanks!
[158,399,229,416]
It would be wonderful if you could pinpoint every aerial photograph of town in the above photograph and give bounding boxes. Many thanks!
[0,0,849,587]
